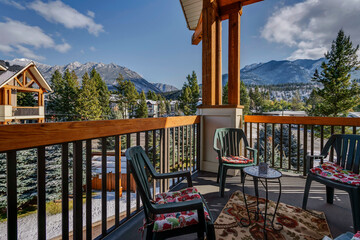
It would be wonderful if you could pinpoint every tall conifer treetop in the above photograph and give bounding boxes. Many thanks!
[309,29,360,117]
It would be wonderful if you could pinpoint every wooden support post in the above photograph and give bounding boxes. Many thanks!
[38,92,42,106]
[23,71,26,86]
[228,6,241,105]
[215,18,222,105]
[202,0,217,106]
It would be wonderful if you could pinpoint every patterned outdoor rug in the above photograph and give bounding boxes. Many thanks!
[214,191,332,240]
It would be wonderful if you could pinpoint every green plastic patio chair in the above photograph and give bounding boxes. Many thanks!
[302,134,360,232]
[125,146,215,240]
[213,128,258,197]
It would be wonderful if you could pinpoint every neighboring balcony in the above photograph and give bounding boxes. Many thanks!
[0,105,44,122]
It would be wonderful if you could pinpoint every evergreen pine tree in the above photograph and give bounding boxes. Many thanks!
[165,100,171,115]
[180,87,192,115]
[76,72,102,120]
[249,86,264,113]
[179,71,199,115]
[174,102,180,116]
[310,29,360,117]
[115,74,139,118]
[47,69,79,121]
[90,68,111,119]
[291,90,304,111]
[222,81,250,114]
[136,91,148,118]
[17,92,36,106]
[158,96,166,117]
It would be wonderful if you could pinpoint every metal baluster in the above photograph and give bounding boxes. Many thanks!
[126,134,131,218]
[115,136,120,226]
[73,141,83,239]
[7,150,17,240]
[61,144,69,240]
[101,138,107,235]
[38,146,46,240]
[86,140,92,239]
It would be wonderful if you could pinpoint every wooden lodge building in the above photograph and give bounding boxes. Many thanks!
[0,60,52,124]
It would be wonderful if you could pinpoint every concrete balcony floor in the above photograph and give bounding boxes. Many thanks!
[107,171,353,240]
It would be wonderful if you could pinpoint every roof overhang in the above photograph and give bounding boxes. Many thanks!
[180,0,203,30]
[0,65,7,71]
[180,0,264,45]
[0,62,52,92]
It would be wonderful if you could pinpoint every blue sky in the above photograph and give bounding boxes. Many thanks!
[1,0,360,88]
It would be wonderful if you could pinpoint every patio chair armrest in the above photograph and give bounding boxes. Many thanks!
[151,198,205,215]
[306,154,325,172]
[246,147,258,165]
[153,170,193,187]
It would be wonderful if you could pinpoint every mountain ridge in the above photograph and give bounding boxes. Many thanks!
[6,58,165,93]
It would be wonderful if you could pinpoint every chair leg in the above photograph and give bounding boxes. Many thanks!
[197,229,204,239]
[220,167,228,197]
[326,186,334,204]
[217,165,221,183]
[302,175,313,210]
[253,176,259,197]
[241,169,245,183]
[146,226,154,240]
[206,223,216,240]
[349,190,360,232]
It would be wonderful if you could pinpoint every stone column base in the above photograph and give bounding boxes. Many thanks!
[197,106,243,175]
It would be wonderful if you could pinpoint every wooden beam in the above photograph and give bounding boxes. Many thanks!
[192,13,203,45]
[218,0,263,8]
[215,18,222,105]
[3,85,42,93]
[0,116,201,152]
[23,70,26,86]
[228,10,241,105]
[14,77,23,87]
[202,0,217,106]
[219,2,242,20]
[25,80,35,88]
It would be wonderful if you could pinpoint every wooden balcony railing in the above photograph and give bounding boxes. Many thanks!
[244,115,360,176]
[12,106,40,116]
[0,116,200,240]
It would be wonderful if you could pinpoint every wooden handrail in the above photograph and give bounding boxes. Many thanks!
[0,116,200,152]
[245,115,360,127]
[12,106,40,109]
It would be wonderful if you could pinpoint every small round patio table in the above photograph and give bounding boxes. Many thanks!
[240,166,283,240]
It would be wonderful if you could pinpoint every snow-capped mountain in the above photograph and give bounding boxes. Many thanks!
[6,58,166,93]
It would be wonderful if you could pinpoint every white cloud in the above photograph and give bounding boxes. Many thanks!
[261,0,360,60]
[0,0,26,10]
[87,10,95,18]
[28,0,104,36]
[55,42,71,53]
[90,46,96,52]
[0,18,71,60]
[15,45,45,61]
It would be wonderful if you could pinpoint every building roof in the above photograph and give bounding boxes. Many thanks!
[179,0,202,30]
[0,61,52,92]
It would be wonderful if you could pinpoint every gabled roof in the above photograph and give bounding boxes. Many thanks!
[0,61,52,92]
[0,62,7,71]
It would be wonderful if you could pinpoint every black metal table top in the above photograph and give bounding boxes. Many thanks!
[243,166,282,179]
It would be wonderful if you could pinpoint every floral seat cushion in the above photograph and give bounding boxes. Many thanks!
[221,155,254,164]
[153,187,211,232]
[310,162,360,186]
[352,231,360,240]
